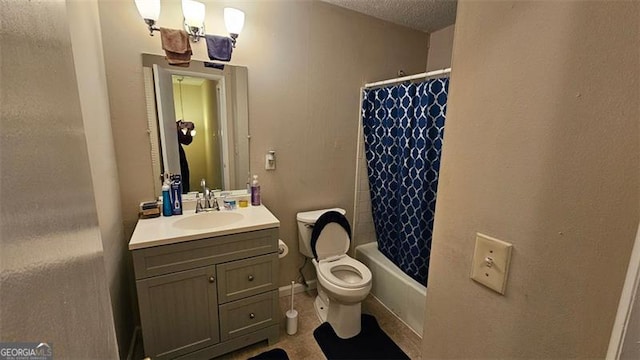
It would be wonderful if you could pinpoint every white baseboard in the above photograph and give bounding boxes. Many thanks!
[279,280,316,297]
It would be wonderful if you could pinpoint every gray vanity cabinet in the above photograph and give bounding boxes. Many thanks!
[133,228,280,360]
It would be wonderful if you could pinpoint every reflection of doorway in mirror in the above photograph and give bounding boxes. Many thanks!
[172,75,223,192]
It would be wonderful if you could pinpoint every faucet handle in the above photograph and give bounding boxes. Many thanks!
[209,192,219,210]
[195,193,204,213]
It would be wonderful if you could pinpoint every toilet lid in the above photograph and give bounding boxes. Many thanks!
[310,211,351,260]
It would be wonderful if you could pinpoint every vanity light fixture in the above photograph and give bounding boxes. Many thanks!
[134,0,160,36]
[134,0,245,45]
[182,0,205,42]
[224,7,245,45]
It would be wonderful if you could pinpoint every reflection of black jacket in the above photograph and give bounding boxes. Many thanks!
[177,129,193,193]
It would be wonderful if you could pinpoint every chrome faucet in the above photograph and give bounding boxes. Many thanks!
[196,178,219,213]
[201,178,210,208]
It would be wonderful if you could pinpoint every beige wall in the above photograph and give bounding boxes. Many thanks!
[423,1,639,358]
[98,0,428,287]
[426,24,454,71]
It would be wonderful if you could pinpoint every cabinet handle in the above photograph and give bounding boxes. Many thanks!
[248,275,254,281]
[249,313,255,319]
[209,276,215,283]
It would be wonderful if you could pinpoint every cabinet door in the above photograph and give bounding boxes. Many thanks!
[137,266,219,359]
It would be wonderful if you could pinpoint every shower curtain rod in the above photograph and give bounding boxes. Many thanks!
[364,67,451,88]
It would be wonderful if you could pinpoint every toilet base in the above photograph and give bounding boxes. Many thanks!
[315,292,363,339]
[314,295,328,323]
[327,301,362,339]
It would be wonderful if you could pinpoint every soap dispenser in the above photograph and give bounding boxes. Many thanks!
[251,175,261,206]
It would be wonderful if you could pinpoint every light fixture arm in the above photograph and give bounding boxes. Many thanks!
[184,21,206,42]
[229,33,239,48]
[144,19,160,36]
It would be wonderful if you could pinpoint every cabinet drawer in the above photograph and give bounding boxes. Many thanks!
[219,291,279,341]
[132,228,278,279]
[217,253,278,303]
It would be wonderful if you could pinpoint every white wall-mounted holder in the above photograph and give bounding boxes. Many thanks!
[265,150,276,170]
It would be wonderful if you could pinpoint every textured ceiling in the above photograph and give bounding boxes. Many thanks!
[321,0,457,33]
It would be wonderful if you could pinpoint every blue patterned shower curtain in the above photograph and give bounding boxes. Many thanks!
[361,78,449,285]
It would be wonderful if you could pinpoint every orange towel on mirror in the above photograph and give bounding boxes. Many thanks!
[160,28,192,67]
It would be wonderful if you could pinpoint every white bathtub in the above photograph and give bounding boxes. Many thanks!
[355,242,426,337]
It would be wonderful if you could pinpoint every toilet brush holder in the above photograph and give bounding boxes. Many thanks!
[286,309,298,335]
[286,280,298,335]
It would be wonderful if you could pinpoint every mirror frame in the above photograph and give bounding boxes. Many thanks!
[141,54,250,195]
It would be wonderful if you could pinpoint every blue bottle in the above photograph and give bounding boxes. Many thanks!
[171,175,183,215]
[162,181,173,217]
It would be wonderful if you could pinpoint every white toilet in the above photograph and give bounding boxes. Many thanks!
[297,208,372,339]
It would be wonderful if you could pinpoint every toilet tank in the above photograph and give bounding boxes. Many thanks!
[296,208,346,259]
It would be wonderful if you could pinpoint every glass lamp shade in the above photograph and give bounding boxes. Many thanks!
[182,0,206,28]
[224,8,245,35]
[134,0,160,21]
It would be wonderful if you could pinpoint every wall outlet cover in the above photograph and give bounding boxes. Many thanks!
[265,154,276,170]
[470,233,513,295]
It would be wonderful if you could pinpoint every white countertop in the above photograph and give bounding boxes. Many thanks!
[128,205,280,250]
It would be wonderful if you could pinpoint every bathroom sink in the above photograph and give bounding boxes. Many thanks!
[172,212,244,230]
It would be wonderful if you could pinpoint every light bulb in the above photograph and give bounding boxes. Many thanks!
[134,0,160,21]
[182,0,205,28]
[224,8,245,35]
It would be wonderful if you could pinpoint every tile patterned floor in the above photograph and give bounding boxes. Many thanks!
[215,290,422,360]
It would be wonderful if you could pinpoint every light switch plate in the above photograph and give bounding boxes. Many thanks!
[470,233,513,294]
[265,154,276,170]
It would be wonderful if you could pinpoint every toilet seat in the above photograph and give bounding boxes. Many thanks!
[318,256,372,289]
[310,211,372,290]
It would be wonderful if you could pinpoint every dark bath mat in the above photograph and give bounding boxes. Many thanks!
[248,348,289,360]
[313,314,409,360]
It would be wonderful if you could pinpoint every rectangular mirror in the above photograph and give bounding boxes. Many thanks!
[142,54,249,195]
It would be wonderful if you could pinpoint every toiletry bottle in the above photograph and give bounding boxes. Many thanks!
[171,174,183,215]
[162,179,173,217]
[251,175,261,206]
[246,173,251,194]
